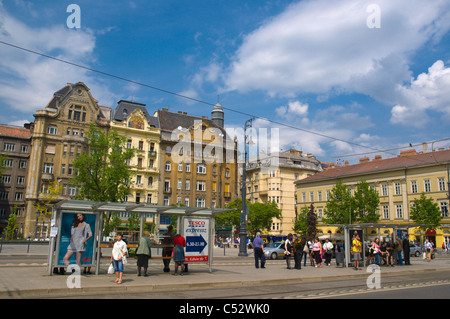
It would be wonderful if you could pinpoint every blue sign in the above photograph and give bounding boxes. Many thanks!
[186,234,207,253]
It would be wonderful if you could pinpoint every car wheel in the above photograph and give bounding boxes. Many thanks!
[271,252,277,260]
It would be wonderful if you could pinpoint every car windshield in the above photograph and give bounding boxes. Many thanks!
[266,242,282,248]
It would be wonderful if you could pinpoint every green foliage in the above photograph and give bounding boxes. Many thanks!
[293,206,309,236]
[4,205,19,240]
[247,201,281,235]
[410,192,442,231]
[323,180,356,224]
[216,198,281,236]
[71,124,135,203]
[324,179,380,224]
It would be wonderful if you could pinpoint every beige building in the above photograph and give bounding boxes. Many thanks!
[155,106,238,215]
[0,124,32,236]
[295,148,450,247]
[246,149,323,235]
[24,82,110,238]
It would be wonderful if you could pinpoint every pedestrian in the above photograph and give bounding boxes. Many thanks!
[111,233,128,284]
[301,238,309,267]
[424,239,433,262]
[323,238,334,266]
[380,242,394,267]
[162,225,174,273]
[173,233,186,275]
[285,233,293,269]
[136,230,152,277]
[293,234,302,269]
[394,235,403,265]
[251,232,266,269]
[402,234,411,265]
[371,238,381,265]
[312,238,323,268]
[308,240,315,267]
[352,234,362,270]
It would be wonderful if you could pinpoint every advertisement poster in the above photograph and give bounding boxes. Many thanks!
[56,212,97,266]
[184,217,209,263]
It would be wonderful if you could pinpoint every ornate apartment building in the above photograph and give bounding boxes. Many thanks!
[295,148,450,247]
[155,105,238,212]
[245,149,323,235]
[0,124,32,236]
[24,82,110,238]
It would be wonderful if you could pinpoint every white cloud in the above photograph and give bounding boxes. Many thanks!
[390,60,450,127]
[275,100,308,118]
[0,3,118,115]
[219,0,450,99]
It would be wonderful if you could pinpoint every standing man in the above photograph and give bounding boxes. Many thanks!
[395,235,403,266]
[352,234,362,270]
[252,232,266,269]
[402,234,411,265]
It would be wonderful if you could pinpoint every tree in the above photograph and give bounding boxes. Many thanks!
[410,193,442,231]
[353,179,380,223]
[33,180,62,239]
[324,179,380,225]
[324,180,355,224]
[71,125,135,235]
[71,124,135,202]
[293,206,309,236]
[4,205,19,240]
[216,198,244,229]
[247,201,281,235]
[215,199,281,236]
[306,203,318,240]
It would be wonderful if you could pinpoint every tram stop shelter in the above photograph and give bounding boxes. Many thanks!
[328,223,430,268]
[46,199,232,276]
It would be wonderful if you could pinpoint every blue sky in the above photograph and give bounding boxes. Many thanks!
[1,0,450,164]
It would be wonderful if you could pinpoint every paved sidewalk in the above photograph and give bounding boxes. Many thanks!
[1,249,450,298]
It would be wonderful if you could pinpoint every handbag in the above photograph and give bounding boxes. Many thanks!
[122,255,128,265]
[108,263,115,274]
[303,244,309,253]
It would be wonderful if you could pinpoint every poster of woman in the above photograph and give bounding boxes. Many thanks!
[57,212,97,267]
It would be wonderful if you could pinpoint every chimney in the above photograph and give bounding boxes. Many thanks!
[373,155,382,161]
[344,160,349,166]
[423,142,428,153]
[400,149,417,157]
[359,157,370,163]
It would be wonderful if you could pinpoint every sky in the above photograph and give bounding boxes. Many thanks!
[0,0,450,164]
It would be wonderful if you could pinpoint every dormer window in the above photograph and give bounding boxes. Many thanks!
[68,105,86,122]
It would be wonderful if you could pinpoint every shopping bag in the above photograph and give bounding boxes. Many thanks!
[108,263,115,274]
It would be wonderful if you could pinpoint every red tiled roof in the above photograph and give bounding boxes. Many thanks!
[296,149,450,184]
[0,124,31,138]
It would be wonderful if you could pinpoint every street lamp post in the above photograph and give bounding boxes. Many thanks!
[238,118,253,257]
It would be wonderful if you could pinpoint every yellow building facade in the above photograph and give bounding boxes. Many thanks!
[246,149,323,235]
[295,149,450,248]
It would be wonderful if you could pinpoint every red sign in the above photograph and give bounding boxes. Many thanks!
[185,256,208,262]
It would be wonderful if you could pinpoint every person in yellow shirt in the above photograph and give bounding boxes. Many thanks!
[352,234,362,270]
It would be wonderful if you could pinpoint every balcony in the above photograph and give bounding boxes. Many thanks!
[163,187,172,194]
[224,192,231,198]
[148,150,157,157]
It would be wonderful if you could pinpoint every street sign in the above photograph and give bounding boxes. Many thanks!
[184,217,209,262]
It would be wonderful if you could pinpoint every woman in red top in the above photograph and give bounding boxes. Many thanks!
[173,234,186,276]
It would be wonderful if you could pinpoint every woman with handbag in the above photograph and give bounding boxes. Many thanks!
[371,238,381,265]
[111,233,128,284]
[136,231,152,277]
